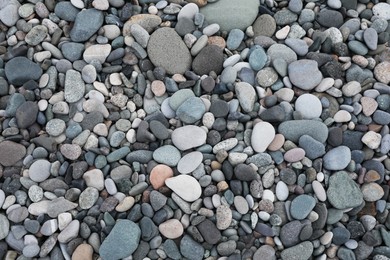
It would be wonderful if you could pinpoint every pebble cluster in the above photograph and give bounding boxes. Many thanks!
[0,0,390,259]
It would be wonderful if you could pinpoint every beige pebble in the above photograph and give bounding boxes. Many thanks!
[333,110,351,122]
[267,134,285,151]
[115,196,135,212]
[361,131,381,149]
[109,73,122,85]
[159,219,184,239]
[72,244,93,260]
[92,0,109,10]
[151,80,166,97]
[360,96,378,116]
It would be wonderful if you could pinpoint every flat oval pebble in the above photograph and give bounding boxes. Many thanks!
[295,94,322,119]
[165,175,202,202]
[251,122,275,153]
[153,145,181,167]
[158,219,184,239]
[147,28,192,75]
[177,151,203,174]
[290,194,316,220]
[288,59,323,90]
[323,146,351,171]
[29,159,51,182]
[199,0,259,32]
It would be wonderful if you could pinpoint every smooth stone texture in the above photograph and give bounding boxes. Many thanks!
[327,171,364,210]
[267,44,297,64]
[288,59,323,90]
[0,141,26,166]
[278,120,328,143]
[0,214,9,240]
[158,219,183,239]
[192,45,224,76]
[5,57,42,86]
[176,97,206,124]
[177,151,203,174]
[171,125,206,150]
[70,8,104,42]
[64,70,85,103]
[290,194,316,220]
[147,28,192,75]
[281,241,313,260]
[235,82,256,113]
[180,235,204,260]
[199,0,259,32]
[153,145,181,167]
[323,146,351,171]
[165,175,202,202]
[99,220,141,259]
[295,94,322,119]
[29,159,51,182]
[251,122,275,153]
[298,135,326,160]
[372,3,390,20]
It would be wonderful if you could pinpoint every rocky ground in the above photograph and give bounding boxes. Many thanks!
[0,0,390,259]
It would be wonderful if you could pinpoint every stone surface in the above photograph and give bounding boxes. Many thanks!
[200,0,259,32]
[147,28,192,74]
[99,220,141,259]
[165,175,202,202]
[251,122,276,153]
[327,171,364,210]
[0,141,26,166]
[288,59,323,90]
[5,57,42,86]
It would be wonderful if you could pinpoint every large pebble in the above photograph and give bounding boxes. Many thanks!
[327,171,364,210]
[199,0,259,31]
[171,126,207,150]
[165,175,202,202]
[323,146,351,171]
[251,122,275,153]
[288,59,323,90]
[147,28,192,74]
[99,220,141,259]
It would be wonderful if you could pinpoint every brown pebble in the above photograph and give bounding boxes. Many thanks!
[268,134,285,151]
[360,96,378,116]
[208,36,226,50]
[217,181,229,192]
[151,80,166,97]
[150,164,174,189]
[364,170,381,183]
[71,244,93,260]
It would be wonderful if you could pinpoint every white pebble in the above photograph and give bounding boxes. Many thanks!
[262,189,275,202]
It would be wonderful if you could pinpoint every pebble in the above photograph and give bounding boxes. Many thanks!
[70,9,104,42]
[0,0,388,259]
[5,57,42,86]
[28,159,51,182]
[158,219,183,239]
[281,241,313,260]
[288,59,323,90]
[99,220,141,259]
[0,141,26,167]
[327,171,364,210]
[295,94,322,119]
[165,175,202,202]
[290,194,316,220]
[278,120,328,143]
[147,28,192,75]
[323,146,351,171]
[177,151,203,174]
[199,0,259,31]
[251,122,275,153]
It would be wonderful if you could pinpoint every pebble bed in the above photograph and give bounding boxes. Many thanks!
[1,0,390,259]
